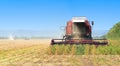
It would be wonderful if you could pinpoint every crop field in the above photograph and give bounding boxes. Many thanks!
[0,39,120,66]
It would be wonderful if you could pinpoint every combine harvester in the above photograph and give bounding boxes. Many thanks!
[51,17,108,45]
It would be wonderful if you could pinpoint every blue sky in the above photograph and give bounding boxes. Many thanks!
[0,0,120,31]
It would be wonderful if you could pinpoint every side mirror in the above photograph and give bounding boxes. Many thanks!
[91,21,94,26]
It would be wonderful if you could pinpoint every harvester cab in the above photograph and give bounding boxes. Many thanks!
[51,17,108,45]
[65,17,92,40]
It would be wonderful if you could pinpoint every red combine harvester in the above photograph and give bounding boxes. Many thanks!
[51,17,108,45]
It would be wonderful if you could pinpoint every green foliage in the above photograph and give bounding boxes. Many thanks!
[46,40,120,55]
[107,22,120,39]
[76,45,85,55]
[96,44,120,55]
[63,45,71,55]
[47,45,86,55]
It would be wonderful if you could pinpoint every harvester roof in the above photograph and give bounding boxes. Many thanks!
[72,17,87,22]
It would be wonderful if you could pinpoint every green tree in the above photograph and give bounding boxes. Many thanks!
[107,22,120,39]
